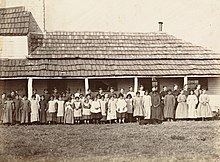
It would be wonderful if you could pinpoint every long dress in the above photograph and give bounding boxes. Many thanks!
[133,97,144,117]
[164,94,176,119]
[13,99,21,122]
[64,102,74,124]
[126,99,133,121]
[142,95,152,119]
[175,94,188,119]
[107,99,117,120]
[116,98,127,119]
[100,100,107,121]
[150,92,163,120]
[20,100,31,124]
[48,100,57,122]
[39,99,47,123]
[197,94,212,118]
[30,100,40,122]
[3,100,14,124]
[0,98,5,122]
[187,94,198,118]
[57,100,65,118]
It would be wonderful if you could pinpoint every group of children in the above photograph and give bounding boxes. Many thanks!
[0,84,213,126]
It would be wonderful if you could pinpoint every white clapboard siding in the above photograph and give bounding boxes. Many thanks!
[208,78,220,111]
[0,36,28,58]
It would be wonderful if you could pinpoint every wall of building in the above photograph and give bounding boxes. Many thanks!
[207,77,220,95]
[158,78,183,91]
[67,79,85,94]
[116,78,133,92]
[0,36,28,58]
[0,80,27,96]
[4,0,44,31]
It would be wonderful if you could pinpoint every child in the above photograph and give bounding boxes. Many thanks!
[127,86,135,98]
[30,95,40,124]
[82,98,91,124]
[20,95,31,125]
[48,96,58,124]
[86,94,93,105]
[64,99,74,124]
[3,95,14,125]
[13,95,21,124]
[164,89,176,121]
[57,95,65,124]
[125,94,133,123]
[197,89,212,120]
[100,95,107,124]
[116,93,127,123]
[175,90,188,120]
[73,97,82,124]
[39,95,47,124]
[133,92,144,122]
[142,90,152,120]
[107,95,117,124]
[186,90,198,119]
[90,97,101,124]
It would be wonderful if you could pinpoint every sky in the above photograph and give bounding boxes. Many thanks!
[1,0,220,52]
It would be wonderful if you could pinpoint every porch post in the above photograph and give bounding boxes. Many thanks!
[84,77,89,95]
[28,77,33,100]
[134,77,138,93]
[184,76,188,86]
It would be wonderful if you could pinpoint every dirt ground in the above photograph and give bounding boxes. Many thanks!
[0,121,220,162]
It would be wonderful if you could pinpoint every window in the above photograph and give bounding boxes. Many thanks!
[89,79,118,92]
[187,78,208,90]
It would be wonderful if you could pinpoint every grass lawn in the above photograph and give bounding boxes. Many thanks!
[0,121,220,162]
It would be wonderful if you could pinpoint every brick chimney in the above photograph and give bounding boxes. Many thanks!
[158,22,163,32]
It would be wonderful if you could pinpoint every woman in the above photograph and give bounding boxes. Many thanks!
[30,95,40,124]
[164,89,176,121]
[175,90,188,120]
[142,90,152,120]
[197,89,212,120]
[186,90,198,119]
[150,87,163,124]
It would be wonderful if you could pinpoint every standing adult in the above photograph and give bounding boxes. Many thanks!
[164,89,176,121]
[160,86,168,120]
[150,87,163,124]
[139,85,145,97]
[172,84,180,119]
[0,93,6,124]
[175,90,188,119]
[13,94,22,124]
[33,89,40,101]
[197,89,212,120]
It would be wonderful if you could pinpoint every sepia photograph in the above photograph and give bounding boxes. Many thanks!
[0,0,220,161]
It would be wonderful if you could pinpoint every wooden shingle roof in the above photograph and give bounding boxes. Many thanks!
[0,6,41,36]
[29,32,220,60]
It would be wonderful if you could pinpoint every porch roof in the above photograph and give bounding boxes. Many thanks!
[0,58,220,78]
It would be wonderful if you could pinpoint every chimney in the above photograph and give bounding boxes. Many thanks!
[158,22,163,32]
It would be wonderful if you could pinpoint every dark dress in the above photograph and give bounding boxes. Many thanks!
[172,89,180,118]
[44,93,50,102]
[150,92,163,121]
[160,90,167,119]
[3,100,14,124]
[13,99,21,123]
[20,100,31,124]
[39,100,47,123]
